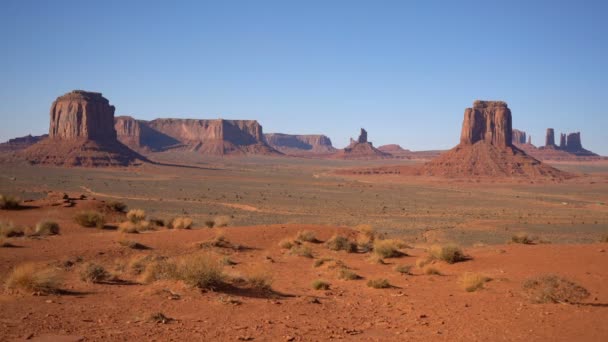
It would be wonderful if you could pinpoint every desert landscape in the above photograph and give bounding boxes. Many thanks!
[1,2,607,341]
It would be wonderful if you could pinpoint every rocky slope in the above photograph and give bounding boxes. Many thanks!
[0,134,47,152]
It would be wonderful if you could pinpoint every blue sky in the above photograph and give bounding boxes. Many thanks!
[1,0,606,154]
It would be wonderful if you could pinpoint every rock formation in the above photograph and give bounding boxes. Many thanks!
[265,133,336,154]
[21,90,144,167]
[545,128,556,148]
[378,144,409,153]
[512,129,527,145]
[563,132,597,156]
[420,100,567,179]
[115,116,181,152]
[332,128,391,160]
[559,133,567,149]
[527,136,532,145]
[0,134,47,152]
[538,128,598,157]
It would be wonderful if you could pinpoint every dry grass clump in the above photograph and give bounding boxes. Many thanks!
[511,233,534,244]
[416,256,433,268]
[139,259,177,284]
[290,244,314,258]
[74,211,105,229]
[0,194,20,210]
[149,312,172,324]
[119,219,155,234]
[522,275,590,304]
[373,239,407,258]
[459,272,491,292]
[278,238,297,249]
[367,254,386,265]
[117,239,149,250]
[245,266,273,292]
[325,234,356,253]
[429,244,466,264]
[174,253,224,289]
[0,237,15,248]
[198,232,241,250]
[313,258,345,269]
[204,219,216,228]
[296,230,319,243]
[354,225,377,252]
[127,209,146,223]
[312,279,330,290]
[34,220,60,236]
[367,278,390,289]
[5,263,62,294]
[0,221,24,238]
[80,263,112,283]
[394,264,413,275]
[214,216,231,227]
[424,267,442,275]
[171,217,193,229]
[338,268,361,280]
[106,201,127,213]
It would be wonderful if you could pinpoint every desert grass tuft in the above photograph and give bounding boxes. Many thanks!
[511,233,534,244]
[424,266,442,275]
[74,210,105,229]
[80,263,112,283]
[296,230,319,243]
[149,312,172,324]
[312,279,330,290]
[367,278,390,289]
[290,244,314,258]
[172,217,193,229]
[373,239,406,258]
[278,238,298,249]
[0,221,24,238]
[338,268,361,280]
[459,272,491,292]
[245,266,273,292]
[429,244,466,264]
[394,264,413,275]
[0,194,20,210]
[106,201,127,213]
[5,263,62,294]
[127,209,146,223]
[214,216,231,227]
[34,220,60,236]
[118,239,148,250]
[522,275,590,304]
[174,253,224,289]
[325,234,356,253]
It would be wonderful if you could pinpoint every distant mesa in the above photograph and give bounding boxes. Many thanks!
[332,128,391,160]
[512,129,527,145]
[265,133,336,154]
[116,118,279,156]
[0,134,47,152]
[20,90,145,167]
[378,144,410,153]
[420,100,567,179]
[535,128,598,158]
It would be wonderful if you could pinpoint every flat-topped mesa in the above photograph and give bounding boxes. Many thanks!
[460,100,512,148]
[565,132,583,151]
[49,90,116,141]
[545,128,556,147]
[264,133,335,153]
[512,129,527,145]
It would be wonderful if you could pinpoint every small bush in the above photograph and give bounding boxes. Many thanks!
[0,221,24,238]
[220,256,237,266]
[80,263,111,283]
[416,257,433,268]
[511,233,533,244]
[459,272,491,292]
[149,312,172,324]
[313,258,333,268]
[172,217,193,229]
[367,254,386,265]
[429,244,466,264]
[312,279,330,290]
[424,267,441,275]
[338,268,361,280]
[175,253,224,289]
[326,234,356,252]
[149,218,164,227]
[394,264,413,275]
[373,239,406,258]
[5,263,61,294]
[118,239,148,250]
[118,221,139,234]
[278,238,297,249]
[296,230,318,243]
[522,275,590,304]
[127,209,146,223]
[34,220,60,236]
[367,278,390,289]
[204,220,215,228]
[106,201,127,213]
[246,267,273,292]
[139,259,177,284]
[0,194,20,210]
[214,216,231,227]
[74,211,105,229]
[290,245,314,258]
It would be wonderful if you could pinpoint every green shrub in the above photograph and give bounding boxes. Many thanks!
[74,211,105,229]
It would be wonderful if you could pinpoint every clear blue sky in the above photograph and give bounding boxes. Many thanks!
[1,0,606,154]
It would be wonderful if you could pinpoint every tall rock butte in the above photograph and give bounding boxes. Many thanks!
[265,133,336,154]
[115,118,279,156]
[539,128,597,157]
[512,129,527,145]
[22,90,144,166]
[420,100,567,179]
[332,128,390,160]
[545,128,556,147]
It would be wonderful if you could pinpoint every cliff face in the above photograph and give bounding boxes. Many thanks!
[512,129,527,145]
[49,90,116,141]
[540,129,597,156]
[265,133,335,154]
[115,116,181,152]
[460,101,512,148]
[545,128,556,148]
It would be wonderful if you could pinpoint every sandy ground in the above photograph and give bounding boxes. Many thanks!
[1,196,607,341]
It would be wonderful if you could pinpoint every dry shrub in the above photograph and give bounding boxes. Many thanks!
[80,263,111,283]
[278,238,297,249]
[0,221,24,238]
[511,233,533,244]
[313,258,343,268]
[175,253,224,289]
[204,219,215,228]
[394,264,413,275]
[0,238,15,247]
[149,312,172,324]
[245,266,273,292]
[290,244,314,258]
[127,209,146,223]
[106,201,127,213]
[326,234,356,252]
[373,239,406,258]
[355,224,376,240]
[522,275,590,304]
[367,254,386,265]
[5,263,62,294]
[338,268,361,280]
[74,211,105,229]
[0,194,20,210]
[119,220,154,233]
[367,278,390,289]
[139,259,177,284]
[117,239,148,250]
[172,217,193,229]
[296,230,318,243]
[416,256,433,268]
[424,267,441,275]
[429,244,466,264]
[35,220,60,236]
[220,256,237,266]
[459,272,491,292]
[312,279,330,290]
[214,216,231,227]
